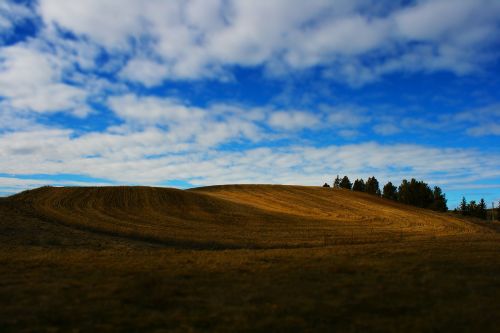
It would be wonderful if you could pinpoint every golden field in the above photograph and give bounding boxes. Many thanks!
[1,185,499,332]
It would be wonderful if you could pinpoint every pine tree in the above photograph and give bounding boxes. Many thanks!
[352,179,365,192]
[477,198,487,219]
[382,181,398,200]
[333,175,341,188]
[460,197,468,215]
[322,183,330,188]
[410,179,433,208]
[398,179,411,205]
[397,178,434,208]
[431,186,448,212]
[365,176,380,196]
[468,200,477,217]
[339,176,352,190]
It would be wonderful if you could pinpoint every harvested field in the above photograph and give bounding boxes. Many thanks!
[7,185,489,248]
[1,185,499,332]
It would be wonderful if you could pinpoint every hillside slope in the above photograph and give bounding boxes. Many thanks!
[6,185,488,248]
[2,185,500,332]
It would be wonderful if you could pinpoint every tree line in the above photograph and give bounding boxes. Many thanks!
[456,197,500,221]
[323,175,447,212]
[457,197,487,219]
[323,176,499,221]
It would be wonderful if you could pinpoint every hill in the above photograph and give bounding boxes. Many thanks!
[4,185,488,248]
[1,185,500,332]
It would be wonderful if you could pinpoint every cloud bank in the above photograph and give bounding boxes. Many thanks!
[34,0,500,85]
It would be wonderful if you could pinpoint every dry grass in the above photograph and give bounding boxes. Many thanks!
[1,185,500,332]
[8,185,489,248]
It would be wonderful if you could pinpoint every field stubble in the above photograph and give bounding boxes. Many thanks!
[1,185,499,332]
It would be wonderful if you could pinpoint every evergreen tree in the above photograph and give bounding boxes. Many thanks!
[460,197,468,215]
[468,200,477,217]
[382,181,398,200]
[410,178,433,208]
[397,178,433,208]
[431,186,448,212]
[408,178,419,205]
[497,201,500,221]
[328,174,451,213]
[322,183,331,188]
[352,179,365,192]
[477,198,487,219]
[333,175,341,188]
[339,176,352,190]
[365,176,380,196]
[398,179,411,205]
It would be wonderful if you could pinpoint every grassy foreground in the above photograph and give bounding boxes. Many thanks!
[1,185,499,332]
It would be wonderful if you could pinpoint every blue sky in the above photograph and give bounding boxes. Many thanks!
[0,0,499,208]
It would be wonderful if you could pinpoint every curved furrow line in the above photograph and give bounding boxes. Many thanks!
[7,185,490,249]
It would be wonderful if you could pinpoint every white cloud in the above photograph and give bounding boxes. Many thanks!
[467,124,500,137]
[38,0,145,48]
[108,94,203,124]
[110,93,475,146]
[0,1,34,36]
[0,102,38,131]
[324,106,368,128]
[365,103,500,138]
[373,123,400,136]
[337,129,360,139]
[394,0,495,42]
[268,111,320,131]
[108,94,263,147]
[0,127,498,189]
[0,44,88,114]
[35,0,500,86]
[39,29,102,71]
[119,58,169,87]
[444,104,500,137]
[107,94,374,143]
[0,176,114,196]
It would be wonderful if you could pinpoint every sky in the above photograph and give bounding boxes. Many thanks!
[0,0,499,208]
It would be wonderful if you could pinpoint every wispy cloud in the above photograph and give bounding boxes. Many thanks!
[0,124,497,187]
[455,104,500,137]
